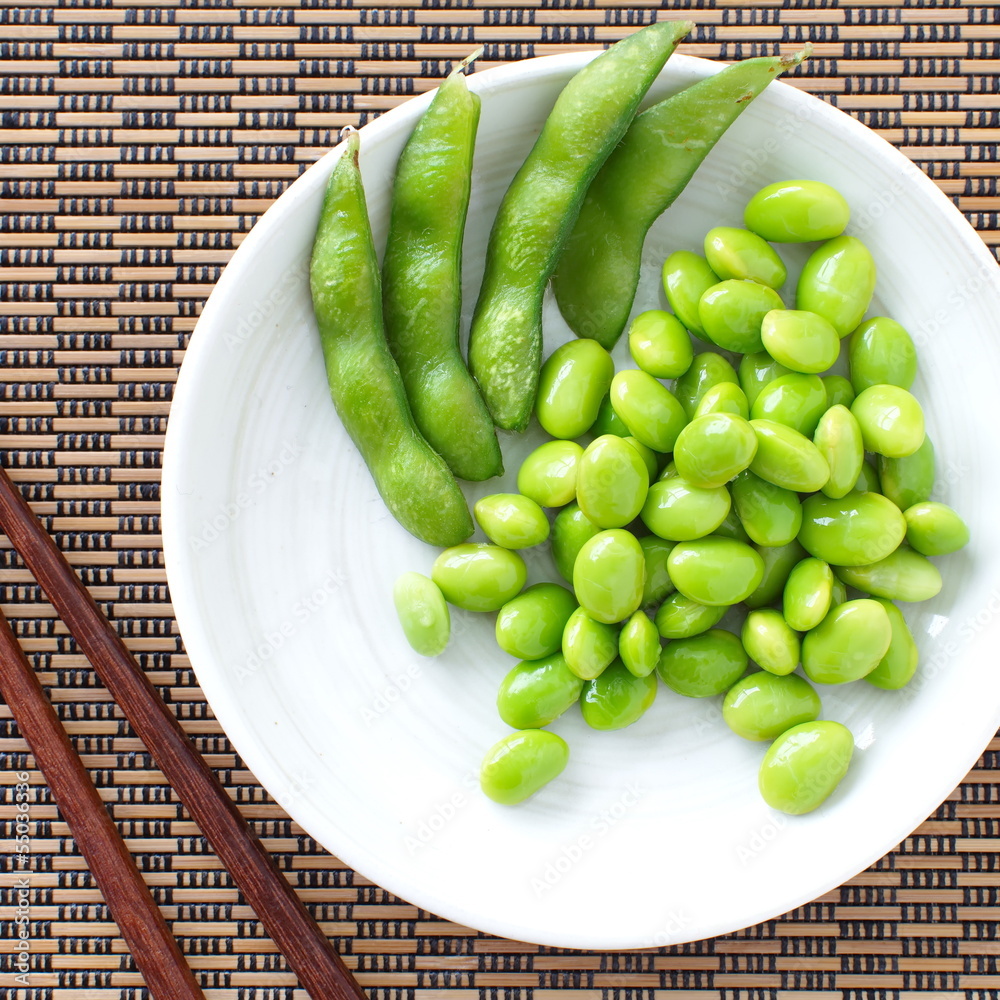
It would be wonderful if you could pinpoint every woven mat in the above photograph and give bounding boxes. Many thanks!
[2,0,999,996]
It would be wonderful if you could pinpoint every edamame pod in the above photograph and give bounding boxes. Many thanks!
[432,543,527,612]
[801,598,892,684]
[723,672,820,741]
[382,61,502,481]
[480,729,569,805]
[581,660,658,729]
[799,490,906,566]
[834,547,943,602]
[849,316,918,393]
[903,501,970,556]
[866,599,919,690]
[469,19,692,428]
[536,339,615,439]
[619,611,661,677]
[657,629,748,697]
[814,404,864,499]
[741,609,800,676]
[310,132,473,546]
[797,235,877,338]
[496,654,584,729]
[552,503,600,582]
[730,470,803,547]
[495,583,577,660]
[474,493,550,549]
[655,593,726,639]
[562,607,619,679]
[553,51,805,348]
[758,721,854,815]
[628,310,693,379]
[573,529,646,624]
[745,180,850,243]
[393,572,451,657]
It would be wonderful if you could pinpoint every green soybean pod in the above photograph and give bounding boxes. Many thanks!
[852,384,925,458]
[698,279,785,354]
[758,721,854,815]
[610,369,688,453]
[741,609,800,676]
[640,475,731,542]
[744,540,807,610]
[694,381,750,420]
[573,528,645,624]
[393,572,451,657]
[704,227,787,288]
[474,493,550,549]
[879,435,935,510]
[581,659,658,730]
[723,672,820,741]
[676,352,740,418]
[783,557,834,633]
[750,373,828,437]
[814,404,864,500]
[730,470,803,547]
[822,375,856,410]
[551,503,600,582]
[496,653,584,729]
[797,235,877,338]
[576,434,649,529]
[536,339,615,439]
[591,393,630,436]
[655,593,726,639]
[495,583,578,660]
[639,535,676,607]
[619,611,661,677]
[856,459,882,495]
[903,501,970,556]
[745,180,850,243]
[628,310,694,379]
[834,548,942,602]
[517,439,584,508]
[662,252,720,337]
[848,316,917,393]
[623,436,659,483]
[802,598,892,684]
[761,309,840,375]
[799,490,906,567]
[673,413,758,489]
[749,419,830,493]
[480,729,569,805]
[866,599,919,690]
[739,351,792,410]
[657,628,748,697]
[432,543,527,612]
[668,536,765,606]
[562,606,619,679]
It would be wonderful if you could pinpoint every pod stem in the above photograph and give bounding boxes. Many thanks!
[455,46,485,75]
[779,43,812,70]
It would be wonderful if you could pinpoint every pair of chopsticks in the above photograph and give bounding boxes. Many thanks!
[0,466,368,1000]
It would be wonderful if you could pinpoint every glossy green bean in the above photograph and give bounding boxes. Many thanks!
[480,729,569,804]
[581,659,658,729]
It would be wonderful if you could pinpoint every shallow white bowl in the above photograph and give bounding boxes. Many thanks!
[162,50,1000,950]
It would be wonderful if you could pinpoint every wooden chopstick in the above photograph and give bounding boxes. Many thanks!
[0,605,205,1000]
[0,466,369,1000]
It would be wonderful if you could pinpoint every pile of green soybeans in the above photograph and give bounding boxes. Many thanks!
[393,179,970,815]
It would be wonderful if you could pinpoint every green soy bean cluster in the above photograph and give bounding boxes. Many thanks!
[393,177,969,814]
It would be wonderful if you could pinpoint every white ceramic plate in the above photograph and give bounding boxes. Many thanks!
[162,50,1000,950]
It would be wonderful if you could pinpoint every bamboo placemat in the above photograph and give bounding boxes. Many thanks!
[1,0,999,996]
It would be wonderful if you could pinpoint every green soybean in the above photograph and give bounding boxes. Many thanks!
[657,629,748,697]
[715,505,753,544]
[704,226,787,288]
[698,279,784,354]
[495,583,578,660]
[517,439,583,508]
[799,490,906,566]
[801,598,892,684]
[739,351,792,409]
[640,475,731,541]
[591,393,630,436]
[878,435,935,510]
[797,235,877,338]
[749,419,830,492]
[496,653,584,729]
[673,413,758,488]
[474,493,550,549]
[662,251,719,337]
[628,310,693,379]
[822,375,856,410]
[562,607,619,679]
[536,339,615,439]
[758,721,854,815]
[745,180,850,243]
[730,470,803,547]
[852,384,925,458]
[723,672,821,741]
[573,529,646,624]
[432,543,527,612]
[619,611,661,677]
[782,557,833,632]
[849,316,917,393]
[830,576,848,610]
[676,352,740,418]
[551,503,600,582]
[814,404,864,500]
[744,540,807,610]
[581,659,658,730]
[668,536,765,606]
[904,501,970,556]
[576,434,649,529]
[866,599,919,690]
[694,381,750,420]
[761,309,840,375]
[393,572,451,657]
[856,458,882,494]
[741,609,800,676]
[639,535,676,606]
[623,437,659,482]
[610,369,688,453]
[834,548,943,602]
[750,373,827,437]
[480,729,569,805]
[655,593,727,639]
